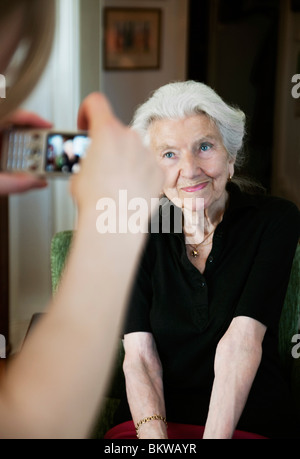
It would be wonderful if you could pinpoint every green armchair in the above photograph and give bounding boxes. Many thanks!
[50,231,300,437]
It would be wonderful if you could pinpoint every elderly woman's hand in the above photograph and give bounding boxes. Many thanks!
[0,110,51,195]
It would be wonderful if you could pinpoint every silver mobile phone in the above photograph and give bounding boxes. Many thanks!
[1,129,90,177]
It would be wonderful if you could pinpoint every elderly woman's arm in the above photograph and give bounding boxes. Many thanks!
[203,316,266,439]
[123,332,167,439]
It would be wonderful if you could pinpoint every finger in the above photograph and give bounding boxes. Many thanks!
[2,109,53,129]
[0,173,48,195]
[77,93,117,134]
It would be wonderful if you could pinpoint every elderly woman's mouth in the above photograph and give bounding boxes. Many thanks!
[181,182,209,192]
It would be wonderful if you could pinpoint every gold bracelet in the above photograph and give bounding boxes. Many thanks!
[135,414,167,438]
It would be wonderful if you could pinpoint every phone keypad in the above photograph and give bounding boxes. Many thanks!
[6,131,42,172]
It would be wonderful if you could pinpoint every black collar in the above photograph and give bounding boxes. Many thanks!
[224,181,262,214]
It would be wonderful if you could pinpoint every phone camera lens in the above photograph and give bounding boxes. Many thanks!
[30,149,41,158]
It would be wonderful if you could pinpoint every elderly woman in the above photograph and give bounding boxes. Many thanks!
[106,81,300,439]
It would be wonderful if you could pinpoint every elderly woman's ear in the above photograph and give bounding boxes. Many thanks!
[228,162,235,182]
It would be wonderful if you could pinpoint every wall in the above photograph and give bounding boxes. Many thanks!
[100,0,189,124]
[206,0,280,191]
[272,0,300,208]
[9,0,81,352]
[80,0,101,100]
[9,68,55,352]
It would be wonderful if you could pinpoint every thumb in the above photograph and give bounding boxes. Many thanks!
[77,93,117,134]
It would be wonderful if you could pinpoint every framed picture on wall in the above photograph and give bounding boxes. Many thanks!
[103,8,162,70]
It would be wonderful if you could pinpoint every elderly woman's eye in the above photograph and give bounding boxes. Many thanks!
[200,143,212,152]
[164,152,175,159]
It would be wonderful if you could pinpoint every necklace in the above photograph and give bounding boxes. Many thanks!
[185,208,226,259]
[188,229,215,258]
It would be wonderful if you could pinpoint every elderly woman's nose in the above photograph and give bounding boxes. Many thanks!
[179,153,199,177]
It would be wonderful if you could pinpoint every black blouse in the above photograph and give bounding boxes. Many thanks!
[116,183,300,438]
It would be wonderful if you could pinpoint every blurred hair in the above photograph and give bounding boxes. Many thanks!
[131,80,246,169]
[0,0,55,121]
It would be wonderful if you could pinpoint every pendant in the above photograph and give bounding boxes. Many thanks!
[191,250,199,258]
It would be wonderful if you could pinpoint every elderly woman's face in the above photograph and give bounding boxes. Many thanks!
[149,114,234,211]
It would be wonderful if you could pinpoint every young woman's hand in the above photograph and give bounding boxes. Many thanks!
[71,93,163,220]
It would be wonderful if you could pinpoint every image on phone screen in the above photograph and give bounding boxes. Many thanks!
[46,133,90,174]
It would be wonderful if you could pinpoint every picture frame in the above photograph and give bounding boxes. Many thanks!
[103,8,162,70]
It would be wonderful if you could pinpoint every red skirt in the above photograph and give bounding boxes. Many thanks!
[104,421,267,439]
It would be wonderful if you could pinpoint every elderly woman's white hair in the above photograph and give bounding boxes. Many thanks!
[131,80,246,169]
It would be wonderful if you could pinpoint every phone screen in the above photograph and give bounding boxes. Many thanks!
[46,133,90,174]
